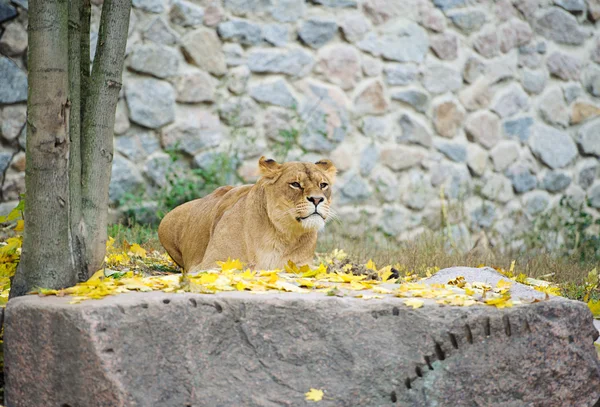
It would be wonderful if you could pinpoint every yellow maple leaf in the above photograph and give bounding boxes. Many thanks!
[365,259,377,271]
[305,389,324,402]
[496,279,512,289]
[403,298,424,309]
[128,243,147,258]
[485,296,513,308]
[284,260,299,274]
[587,300,600,319]
[13,219,24,232]
[216,258,244,272]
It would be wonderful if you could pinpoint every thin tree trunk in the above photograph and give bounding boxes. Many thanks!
[80,0,130,276]
[68,0,86,281]
[11,0,77,297]
[80,0,91,104]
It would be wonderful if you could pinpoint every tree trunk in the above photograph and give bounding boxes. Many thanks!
[11,0,131,296]
[11,0,77,297]
[81,0,130,276]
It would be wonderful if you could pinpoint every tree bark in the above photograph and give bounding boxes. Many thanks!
[68,0,86,280]
[11,0,77,297]
[80,0,130,276]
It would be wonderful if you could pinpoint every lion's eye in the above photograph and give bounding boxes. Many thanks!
[290,182,302,189]
[320,183,328,189]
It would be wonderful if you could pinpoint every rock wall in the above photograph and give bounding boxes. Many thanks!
[1,0,600,248]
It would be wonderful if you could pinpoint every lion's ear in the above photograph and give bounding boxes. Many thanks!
[315,159,337,183]
[258,156,283,178]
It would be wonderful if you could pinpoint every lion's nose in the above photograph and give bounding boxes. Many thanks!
[307,196,324,207]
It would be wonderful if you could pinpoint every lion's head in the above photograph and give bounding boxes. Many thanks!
[257,156,337,234]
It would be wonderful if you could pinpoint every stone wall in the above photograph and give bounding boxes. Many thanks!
[1,0,600,249]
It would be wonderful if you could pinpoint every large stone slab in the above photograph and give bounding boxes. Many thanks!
[5,268,600,407]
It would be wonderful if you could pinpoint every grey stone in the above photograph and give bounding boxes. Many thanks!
[6,270,600,407]
[581,65,600,97]
[380,144,426,171]
[390,89,429,113]
[128,43,180,79]
[481,173,514,203]
[534,7,588,45]
[362,55,382,77]
[0,56,27,104]
[247,47,314,77]
[0,2,17,22]
[528,124,577,169]
[339,171,372,202]
[0,21,27,56]
[108,154,144,203]
[161,110,222,155]
[523,190,550,216]
[546,52,581,81]
[11,0,27,8]
[463,57,486,84]
[143,17,179,46]
[473,30,499,59]
[271,0,305,22]
[298,18,338,48]
[0,151,13,174]
[521,69,547,95]
[170,0,204,27]
[433,162,472,199]
[262,23,288,46]
[465,111,500,149]
[575,158,597,190]
[590,182,600,208]
[114,101,130,135]
[226,65,251,95]
[577,118,600,157]
[506,162,537,193]
[491,84,529,118]
[592,37,600,64]
[223,0,273,15]
[563,84,582,105]
[397,114,432,147]
[380,205,421,235]
[467,143,488,177]
[432,0,465,11]
[263,107,294,142]
[447,9,487,33]
[115,129,161,163]
[223,43,246,66]
[421,5,446,32]
[352,79,389,116]
[181,28,227,76]
[217,19,262,45]
[422,64,462,94]
[296,79,349,152]
[384,64,418,86]
[468,199,496,228]
[1,104,26,141]
[430,33,458,61]
[311,0,356,7]
[503,117,533,143]
[249,78,297,108]
[538,87,569,128]
[361,116,390,142]
[498,18,533,53]
[340,12,371,43]
[554,0,586,12]
[316,44,361,90]
[435,140,466,163]
[565,184,587,208]
[132,0,166,13]
[174,70,216,104]
[541,170,571,192]
[359,144,379,176]
[357,21,429,63]
[490,141,520,172]
[371,165,400,202]
[126,79,176,129]
[219,97,259,127]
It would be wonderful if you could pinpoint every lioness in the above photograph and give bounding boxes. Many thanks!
[158,156,336,271]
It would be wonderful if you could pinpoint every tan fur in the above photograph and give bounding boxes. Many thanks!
[158,157,337,271]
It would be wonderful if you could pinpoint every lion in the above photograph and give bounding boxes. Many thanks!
[158,156,337,271]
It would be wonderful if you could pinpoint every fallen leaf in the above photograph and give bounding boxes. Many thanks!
[403,298,424,309]
[305,389,324,402]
